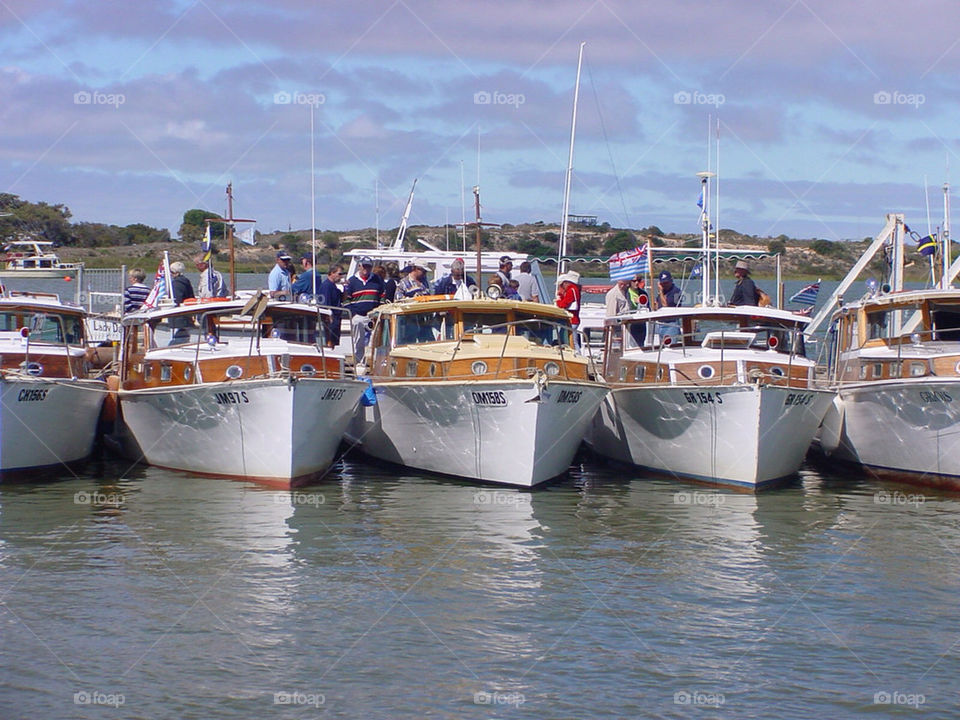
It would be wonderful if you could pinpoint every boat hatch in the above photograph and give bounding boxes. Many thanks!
[701,331,756,349]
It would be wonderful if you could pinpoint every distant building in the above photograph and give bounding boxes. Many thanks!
[567,214,598,226]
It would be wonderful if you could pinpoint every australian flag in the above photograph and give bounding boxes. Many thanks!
[609,244,649,280]
[789,281,820,307]
[142,258,169,308]
[917,234,938,257]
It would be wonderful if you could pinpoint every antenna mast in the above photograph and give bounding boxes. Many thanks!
[558,41,585,281]
[392,178,418,251]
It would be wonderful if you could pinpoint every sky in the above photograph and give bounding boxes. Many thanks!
[1,0,959,242]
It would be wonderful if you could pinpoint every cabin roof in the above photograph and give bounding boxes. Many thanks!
[370,297,572,320]
[605,304,811,327]
[122,298,333,325]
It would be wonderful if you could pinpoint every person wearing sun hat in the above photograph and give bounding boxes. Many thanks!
[729,259,758,306]
[555,269,582,349]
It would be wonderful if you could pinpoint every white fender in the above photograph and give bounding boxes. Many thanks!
[818,394,845,454]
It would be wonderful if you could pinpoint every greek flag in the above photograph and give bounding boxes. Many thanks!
[917,234,937,257]
[789,281,820,307]
[608,244,649,281]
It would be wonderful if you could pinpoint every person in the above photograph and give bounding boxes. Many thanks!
[505,279,521,300]
[343,256,386,362]
[268,251,293,299]
[515,260,539,302]
[729,260,759,306]
[496,255,513,285]
[653,270,681,341]
[605,279,630,317]
[291,255,321,299]
[170,261,195,305]
[627,275,648,310]
[123,268,150,314]
[384,262,400,302]
[433,258,476,295]
[194,256,228,299]
[487,274,504,296]
[398,264,430,298]
[169,261,195,345]
[555,270,582,350]
[317,264,344,348]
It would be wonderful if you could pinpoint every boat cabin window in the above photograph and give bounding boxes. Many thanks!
[514,312,571,347]
[0,311,83,345]
[395,311,456,346]
[148,314,197,347]
[462,312,509,335]
[930,303,960,341]
[866,310,889,340]
[264,312,321,343]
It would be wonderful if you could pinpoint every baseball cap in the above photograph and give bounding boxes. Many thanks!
[499,255,512,264]
[400,265,414,274]
[359,256,374,266]
[658,270,673,282]
[300,254,313,262]
[277,251,292,260]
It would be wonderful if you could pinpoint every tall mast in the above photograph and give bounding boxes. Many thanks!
[696,171,714,304]
[460,160,466,252]
[310,105,317,296]
[392,178,418,251]
[944,182,952,290]
[375,176,380,250]
[220,183,255,298]
[558,41,585,281]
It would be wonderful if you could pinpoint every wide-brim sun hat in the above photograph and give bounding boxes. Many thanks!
[558,270,580,285]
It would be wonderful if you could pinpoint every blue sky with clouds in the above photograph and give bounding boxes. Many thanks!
[1,0,958,240]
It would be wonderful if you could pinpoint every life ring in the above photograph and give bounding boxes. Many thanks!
[182,297,230,305]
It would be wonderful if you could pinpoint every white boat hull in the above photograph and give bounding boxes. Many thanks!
[0,378,105,471]
[822,378,960,487]
[350,380,608,487]
[589,384,834,489]
[119,377,364,487]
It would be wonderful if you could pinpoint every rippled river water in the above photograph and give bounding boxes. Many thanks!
[1,450,958,719]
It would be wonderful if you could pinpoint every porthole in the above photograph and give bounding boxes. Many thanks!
[144,363,153,381]
[183,365,192,381]
[21,361,42,376]
[429,363,437,377]
[160,364,172,383]
[225,365,243,380]
[544,361,560,377]
[634,365,646,381]
[300,364,317,377]
[390,360,398,377]
[770,367,785,377]
[471,361,488,375]
[406,360,418,376]
[910,362,926,377]
[954,360,960,375]
[619,365,628,382]
[698,365,714,379]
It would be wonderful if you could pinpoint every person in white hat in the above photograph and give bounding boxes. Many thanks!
[729,260,758,306]
[555,270,582,349]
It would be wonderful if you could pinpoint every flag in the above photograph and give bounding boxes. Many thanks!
[697,188,704,209]
[789,281,820,307]
[690,263,703,279]
[237,226,256,245]
[142,254,172,308]
[917,234,937,256]
[608,244,649,281]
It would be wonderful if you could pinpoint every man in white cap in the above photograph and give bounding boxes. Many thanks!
[433,258,476,294]
[268,251,293,299]
[729,260,758,306]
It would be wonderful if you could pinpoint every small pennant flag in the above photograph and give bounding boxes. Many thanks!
[238,227,256,246]
[696,188,704,210]
[789,281,820,307]
[608,244,649,281]
[201,223,212,261]
[690,263,703,279]
[917,234,937,256]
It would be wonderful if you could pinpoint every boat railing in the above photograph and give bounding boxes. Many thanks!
[449,317,582,380]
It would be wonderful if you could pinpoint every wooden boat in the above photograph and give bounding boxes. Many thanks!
[0,291,105,472]
[115,295,366,487]
[349,295,608,487]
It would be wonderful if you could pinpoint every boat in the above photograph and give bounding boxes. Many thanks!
[115,294,366,487]
[587,172,833,490]
[814,211,960,489]
[0,290,106,473]
[349,294,608,487]
[0,239,84,278]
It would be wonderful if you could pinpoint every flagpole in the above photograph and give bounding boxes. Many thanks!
[310,104,317,297]
[558,41,585,282]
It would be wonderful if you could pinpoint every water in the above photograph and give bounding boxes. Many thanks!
[1,452,957,719]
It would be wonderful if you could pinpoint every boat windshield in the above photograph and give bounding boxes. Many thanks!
[0,310,83,345]
[395,310,456,346]
[462,312,509,335]
[514,312,571,347]
[673,317,803,354]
